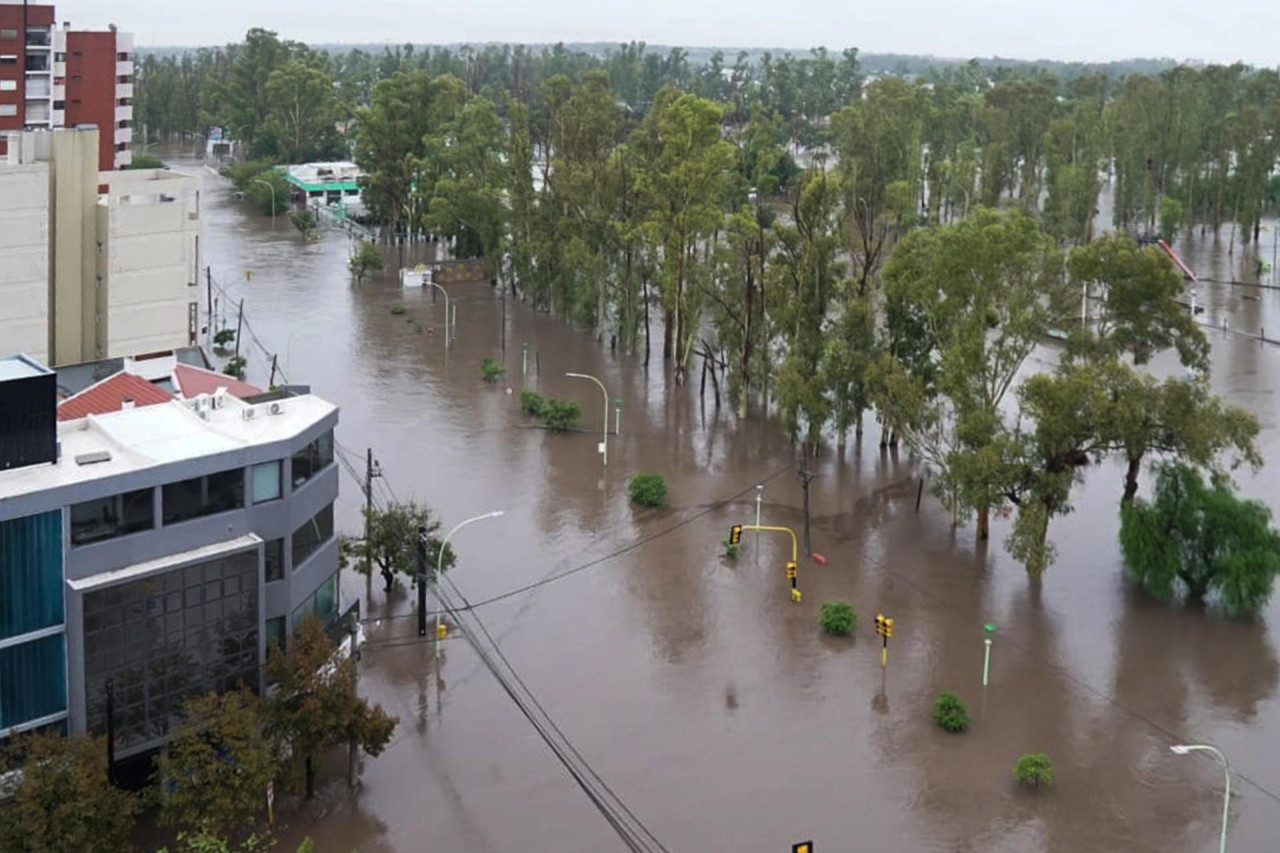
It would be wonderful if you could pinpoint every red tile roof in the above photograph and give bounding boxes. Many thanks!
[57,372,175,421]
[174,364,263,400]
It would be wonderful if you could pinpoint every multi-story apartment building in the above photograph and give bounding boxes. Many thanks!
[0,128,200,366]
[0,2,132,171]
[0,354,342,755]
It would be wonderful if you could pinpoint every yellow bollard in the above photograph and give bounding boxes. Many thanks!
[436,622,448,640]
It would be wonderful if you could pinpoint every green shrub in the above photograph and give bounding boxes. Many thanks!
[519,389,545,417]
[819,601,857,636]
[540,399,581,432]
[1013,753,1054,788]
[932,691,970,733]
[389,303,406,316]
[127,152,166,170]
[213,328,236,347]
[222,356,247,379]
[480,358,506,383]
[721,538,739,559]
[628,473,667,508]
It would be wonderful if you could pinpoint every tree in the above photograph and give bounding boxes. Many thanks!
[264,58,343,163]
[339,500,455,591]
[287,208,316,239]
[0,733,138,853]
[154,689,278,840]
[264,618,398,798]
[348,240,384,284]
[1013,753,1054,788]
[1119,463,1280,617]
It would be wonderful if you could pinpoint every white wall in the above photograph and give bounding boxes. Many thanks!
[101,170,202,357]
[0,164,50,364]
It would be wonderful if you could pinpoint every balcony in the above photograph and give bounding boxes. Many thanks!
[116,82,133,99]
[24,55,49,73]
[115,104,132,122]
[115,60,133,77]
[25,103,50,123]
[25,79,50,98]
[25,28,51,49]
[114,148,132,169]
[114,126,132,145]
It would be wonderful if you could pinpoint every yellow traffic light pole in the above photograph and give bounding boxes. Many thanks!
[738,524,802,601]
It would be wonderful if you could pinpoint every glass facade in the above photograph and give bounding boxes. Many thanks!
[291,571,339,630]
[82,549,259,752]
[251,461,281,504]
[291,503,333,569]
[264,538,285,583]
[0,633,66,732]
[70,488,154,546]
[162,468,245,525]
[291,430,333,490]
[0,510,63,640]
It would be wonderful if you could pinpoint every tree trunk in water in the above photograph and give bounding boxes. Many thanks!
[662,307,674,360]
[643,276,651,367]
[976,505,990,541]
[1027,500,1053,577]
[1122,454,1142,503]
[382,567,394,591]
[305,754,316,799]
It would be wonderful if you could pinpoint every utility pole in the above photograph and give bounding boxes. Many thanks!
[234,299,245,360]
[417,526,428,637]
[268,354,279,388]
[364,449,381,582]
[206,266,213,348]
[798,465,816,556]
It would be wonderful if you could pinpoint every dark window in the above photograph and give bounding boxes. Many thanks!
[291,503,333,568]
[291,430,333,490]
[162,469,244,525]
[0,56,16,66]
[265,616,285,654]
[53,100,64,109]
[264,538,284,583]
[70,488,154,546]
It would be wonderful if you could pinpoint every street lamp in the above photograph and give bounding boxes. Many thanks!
[1170,743,1231,853]
[434,510,505,639]
[426,281,451,344]
[566,372,609,466]
[252,177,277,224]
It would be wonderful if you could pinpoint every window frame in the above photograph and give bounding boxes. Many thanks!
[250,461,282,505]
[162,468,245,526]
[69,487,155,547]
[290,503,334,570]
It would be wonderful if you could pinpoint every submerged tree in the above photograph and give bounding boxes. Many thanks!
[339,500,456,590]
[1120,462,1280,617]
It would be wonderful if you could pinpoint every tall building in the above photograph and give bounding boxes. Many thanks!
[0,2,132,171]
[0,128,201,366]
[0,354,343,753]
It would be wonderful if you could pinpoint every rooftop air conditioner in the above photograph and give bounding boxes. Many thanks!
[241,407,256,421]
[268,402,283,416]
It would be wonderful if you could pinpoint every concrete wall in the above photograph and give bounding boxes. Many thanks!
[0,160,50,363]
[100,169,201,357]
[48,127,98,366]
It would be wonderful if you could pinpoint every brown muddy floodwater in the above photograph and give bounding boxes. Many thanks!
[176,150,1280,853]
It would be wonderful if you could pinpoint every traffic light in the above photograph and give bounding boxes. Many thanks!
[792,842,813,853]
[874,614,886,638]
[785,561,797,581]
[729,524,742,545]
[884,617,894,639]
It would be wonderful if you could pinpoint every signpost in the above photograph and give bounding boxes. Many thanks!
[875,614,895,667]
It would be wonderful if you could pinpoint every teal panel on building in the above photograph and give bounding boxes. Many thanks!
[0,510,64,641]
[0,632,67,729]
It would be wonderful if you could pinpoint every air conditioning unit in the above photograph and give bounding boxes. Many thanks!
[268,402,283,416]
[241,406,256,421]
[211,388,227,410]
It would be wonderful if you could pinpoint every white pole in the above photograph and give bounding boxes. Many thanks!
[435,511,505,640]
[982,638,992,687]
[427,282,450,345]
[1170,744,1230,853]
[566,373,608,467]
[755,485,763,529]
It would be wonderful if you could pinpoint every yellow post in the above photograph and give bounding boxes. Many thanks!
[881,645,887,668]
[741,524,799,564]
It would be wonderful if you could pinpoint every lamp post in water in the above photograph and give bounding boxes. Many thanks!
[1170,743,1231,853]
[566,372,609,467]
[434,511,505,640]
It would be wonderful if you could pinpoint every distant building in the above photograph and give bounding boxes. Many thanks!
[0,3,133,171]
[0,128,201,366]
[283,161,365,217]
[0,353,342,754]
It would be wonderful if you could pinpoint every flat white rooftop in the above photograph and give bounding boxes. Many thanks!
[0,354,50,381]
[0,393,336,503]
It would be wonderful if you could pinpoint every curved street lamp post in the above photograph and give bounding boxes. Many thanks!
[1170,743,1231,853]
[433,510,505,639]
[566,372,609,467]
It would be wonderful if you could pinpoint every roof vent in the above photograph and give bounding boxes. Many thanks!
[74,450,111,466]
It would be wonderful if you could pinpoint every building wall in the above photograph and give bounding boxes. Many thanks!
[0,159,50,364]
[0,3,56,140]
[100,168,201,357]
[64,29,123,172]
[48,126,98,366]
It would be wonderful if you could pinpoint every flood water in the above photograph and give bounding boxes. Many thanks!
[176,150,1280,853]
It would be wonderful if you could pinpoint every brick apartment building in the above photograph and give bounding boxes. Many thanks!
[0,1,133,170]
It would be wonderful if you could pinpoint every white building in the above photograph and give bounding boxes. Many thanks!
[0,128,201,366]
[283,161,365,217]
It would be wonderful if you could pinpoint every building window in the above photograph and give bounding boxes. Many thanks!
[251,461,281,504]
[70,488,154,546]
[82,550,259,752]
[291,503,333,570]
[53,100,64,109]
[264,538,284,583]
[0,511,63,641]
[0,104,14,117]
[162,468,244,525]
[0,633,67,731]
[265,616,285,654]
[0,80,14,91]
[0,30,15,41]
[0,56,16,66]
[54,52,64,62]
[291,571,339,631]
[291,430,333,491]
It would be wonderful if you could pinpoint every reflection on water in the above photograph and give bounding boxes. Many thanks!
[169,147,1280,853]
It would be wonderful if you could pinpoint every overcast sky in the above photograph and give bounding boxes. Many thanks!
[61,0,1279,66]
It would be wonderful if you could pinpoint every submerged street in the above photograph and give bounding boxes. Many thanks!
[180,150,1280,853]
